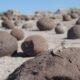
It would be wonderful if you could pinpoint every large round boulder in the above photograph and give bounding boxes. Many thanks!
[67,25,80,39]
[0,31,18,57]
[6,48,80,80]
[21,35,48,56]
[37,17,56,31]
[10,28,24,41]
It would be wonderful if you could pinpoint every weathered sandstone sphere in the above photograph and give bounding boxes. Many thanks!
[0,31,18,57]
[63,14,72,21]
[10,28,24,41]
[55,24,65,34]
[37,17,55,30]
[21,35,48,56]
[7,48,80,80]
[67,25,80,39]
[2,16,15,29]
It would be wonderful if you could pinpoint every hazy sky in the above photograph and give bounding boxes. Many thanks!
[0,0,80,14]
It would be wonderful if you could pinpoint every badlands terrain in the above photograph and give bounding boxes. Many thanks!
[0,8,80,80]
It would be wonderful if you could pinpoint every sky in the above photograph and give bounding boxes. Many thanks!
[0,0,80,14]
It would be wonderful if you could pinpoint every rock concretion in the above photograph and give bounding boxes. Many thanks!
[55,23,65,34]
[10,28,24,41]
[63,14,72,21]
[37,17,56,31]
[67,25,80,39]
[0,31,18,57]
[21,35,48,56]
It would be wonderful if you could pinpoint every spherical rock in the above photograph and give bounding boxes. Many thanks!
[22,21,33,29]
[10,28,24,41]
[70,8,80,15]
[21,35,48,56]
[0,31,18,57]
[7,48,80,80]
[37,17,56,31]
[63,14,72,21]
[55,24,65,34]
[2,16,15,29]
[70,13,78,19]
[67,25,80,39]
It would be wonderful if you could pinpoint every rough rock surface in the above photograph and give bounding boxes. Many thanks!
[7,48,80,80]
